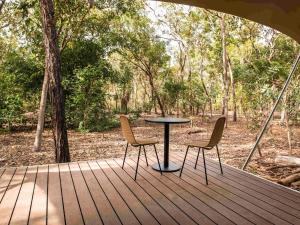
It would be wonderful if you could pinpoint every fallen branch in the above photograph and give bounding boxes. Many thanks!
[278,173,300,186]
[275,155,300,166]
[291,180,300,188]
[266,164,300,171]
[187,128,206,135]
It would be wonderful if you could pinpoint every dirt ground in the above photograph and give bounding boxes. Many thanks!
[0,114,300,191]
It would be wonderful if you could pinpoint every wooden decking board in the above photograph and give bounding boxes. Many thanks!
[192,151,300,201]
[172,153,298,225]
[0,169,5,179]
[47,164,65,225]
[0,166,27,225]
[170,155,290,225]
[9,166,37,225]
[59,163,84,225]
[69,162,103,225]
[98,160,160,225]
[188,151,300,207]
[0,168,16,204]
[174,152,300,217]
[28,165,48,225]
[144,156,273,225]
[105,159,179,225]
[1,152,300,225]
[87,161,140,225]
[78,161,122,225]
[124,158,232,225]
[177,152,300,222]
[133,157,254,225]
[186,152,300,217]
[115,158,199,225]
[215,158,300,199]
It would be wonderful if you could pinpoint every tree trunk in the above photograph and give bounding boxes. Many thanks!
[220,14,229,127]
[199,59,212,118]
[282,93,293,154]
[121,91,130,114]
[0,0,5,14]
[227,55,237,122]
[40,0,70,162]
[33,73,48,152]
[148,74,165,116]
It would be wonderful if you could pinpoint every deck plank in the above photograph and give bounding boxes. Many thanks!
[28,165,48,225]
[188,151,300,209]
[47,164,65,225]
[116,158,199,225]
[144,156,272,225]
[199,152,300,201]
[78,161,122,225]
[0,169,5,178]
[59,163,84,225]
[172,153,298,225]
[88,161,140,225]
[0,152,299,225]
[98,160,160,225]
[0,168,16,204]
[69,162,103,225]
[120,157,217,225]
[106,159,179,225]
[171,154,289,225]
[0,167,27,225]
[9,166,37,225]
[127,157,252,225]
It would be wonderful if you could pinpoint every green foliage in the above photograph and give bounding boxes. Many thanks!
[0,73,24,129]
[0,0,299,133]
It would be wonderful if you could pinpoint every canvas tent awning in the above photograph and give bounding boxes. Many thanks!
[159,0,300,43]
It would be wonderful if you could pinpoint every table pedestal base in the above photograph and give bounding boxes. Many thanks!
[152,162,181,172]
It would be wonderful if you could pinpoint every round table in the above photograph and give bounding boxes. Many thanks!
[145,117,190,172]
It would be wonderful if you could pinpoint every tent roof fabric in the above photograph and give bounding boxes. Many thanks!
[159,0,300,43]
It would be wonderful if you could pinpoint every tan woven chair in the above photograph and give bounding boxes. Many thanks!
[120,115,162,180]
[180,116,226,184]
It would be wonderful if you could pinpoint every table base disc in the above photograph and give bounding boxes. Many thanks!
[152,162,181,172]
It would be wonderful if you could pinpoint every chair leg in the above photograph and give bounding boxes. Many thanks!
[143,145,149,166]
[153,145,162,175]
[122,142,129,169]
[216,145,223,174]
[202,150,208,185]
[180,146,189,177]
[134,146,142,180]
[195,148,201,169]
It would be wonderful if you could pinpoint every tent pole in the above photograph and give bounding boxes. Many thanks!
[242,51,300,170]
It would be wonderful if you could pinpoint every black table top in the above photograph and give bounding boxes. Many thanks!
[145,117,190,124]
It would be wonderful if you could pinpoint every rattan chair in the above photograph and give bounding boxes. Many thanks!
[120,115,162,180]
[180,116,226,184]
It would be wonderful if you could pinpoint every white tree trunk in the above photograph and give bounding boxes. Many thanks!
[33,73,48,152]
[220,14,229,127]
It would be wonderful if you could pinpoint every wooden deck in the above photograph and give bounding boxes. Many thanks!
[0,151,300,225]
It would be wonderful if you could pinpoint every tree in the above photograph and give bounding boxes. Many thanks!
[39,0,69,162]
[34,0,92,151]
[118,15,169,116]
[220,13,230,126]
[33,73,48,151]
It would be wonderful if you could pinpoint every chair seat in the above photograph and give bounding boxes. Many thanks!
[133,138,158,146]
[187,139,212,149]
